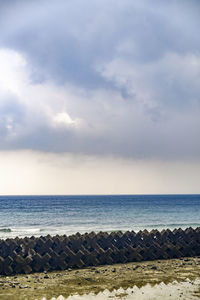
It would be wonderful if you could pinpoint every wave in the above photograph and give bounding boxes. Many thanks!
[0,227,45,235]
[1,223,200,239]
[145,223,200,229]
[13,228,42,233]
[0,228,12,233]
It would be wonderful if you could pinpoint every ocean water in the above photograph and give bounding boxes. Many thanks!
[0,194,200,239]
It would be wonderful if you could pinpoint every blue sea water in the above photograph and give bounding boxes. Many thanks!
[0,194,200,239]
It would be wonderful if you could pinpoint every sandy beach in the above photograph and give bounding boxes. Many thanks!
[0,257,200,300]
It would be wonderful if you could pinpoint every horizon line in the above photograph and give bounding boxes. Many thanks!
[0,193,200,197]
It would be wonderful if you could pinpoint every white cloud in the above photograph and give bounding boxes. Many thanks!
[53,112,81,128]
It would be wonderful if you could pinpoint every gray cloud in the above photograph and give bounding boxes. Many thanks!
[0,0,200,159]
[1,0,199,87]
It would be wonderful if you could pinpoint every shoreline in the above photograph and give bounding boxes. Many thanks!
[1,257,200,300]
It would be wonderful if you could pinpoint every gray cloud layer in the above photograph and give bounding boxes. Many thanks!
[0,0,200,159]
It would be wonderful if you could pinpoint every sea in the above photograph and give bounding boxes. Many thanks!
[0,194,200,240]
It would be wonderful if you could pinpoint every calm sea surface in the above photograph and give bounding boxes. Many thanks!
[0,194,200,239]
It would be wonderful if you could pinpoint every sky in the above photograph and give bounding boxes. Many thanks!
[0,0,199,194]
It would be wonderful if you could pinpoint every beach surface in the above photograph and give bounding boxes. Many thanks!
[1,257,200,300]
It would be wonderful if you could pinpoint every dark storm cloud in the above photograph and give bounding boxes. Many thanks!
[0,0,200,159]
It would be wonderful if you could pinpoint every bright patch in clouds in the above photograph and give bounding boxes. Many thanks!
[53,112,81,128]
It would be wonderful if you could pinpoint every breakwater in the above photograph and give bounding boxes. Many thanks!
[0,227,200,275]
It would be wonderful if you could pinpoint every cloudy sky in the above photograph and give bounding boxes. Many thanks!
[0,0,199,194]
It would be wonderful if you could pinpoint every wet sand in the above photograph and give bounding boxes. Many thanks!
[1,257,200,300]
